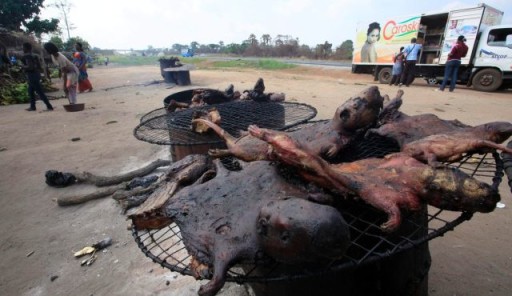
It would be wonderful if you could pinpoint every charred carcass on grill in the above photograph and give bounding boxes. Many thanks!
[367,113,470,147]
[239,78,285,102]
[167,87,240,112]
[130,154,217,230]
[130,159,350,296]
[194,86,393,162]
[402,121,512,167]
[191,108,222,134]
[248,125,500,232]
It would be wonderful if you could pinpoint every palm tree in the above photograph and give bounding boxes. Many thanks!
[248,34,258,46]
[261,34,272,46]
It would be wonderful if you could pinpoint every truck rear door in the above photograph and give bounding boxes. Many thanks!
[439,6,485,65]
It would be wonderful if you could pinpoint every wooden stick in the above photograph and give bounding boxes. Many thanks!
[57,184,126,206]
[75,159,171,187]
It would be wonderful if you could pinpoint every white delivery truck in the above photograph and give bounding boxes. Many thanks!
[352,3,512,91]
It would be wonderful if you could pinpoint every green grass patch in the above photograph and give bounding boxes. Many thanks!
[105,55,160,66]
[211,59,296,70]
[100,55,207,67]
[100,55,295,70]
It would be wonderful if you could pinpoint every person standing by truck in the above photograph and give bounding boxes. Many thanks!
[399,38,422,87]
[390,46,405,86]
[437,35,468,92]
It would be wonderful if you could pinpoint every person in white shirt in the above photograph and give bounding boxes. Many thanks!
[43,42,79,104]
[399,38,423,87]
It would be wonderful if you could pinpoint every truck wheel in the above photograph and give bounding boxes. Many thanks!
[472,69,502,92]
[378,67,392,84]
[426,77,438,85]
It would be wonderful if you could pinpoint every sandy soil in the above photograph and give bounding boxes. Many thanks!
[0,63,511,296]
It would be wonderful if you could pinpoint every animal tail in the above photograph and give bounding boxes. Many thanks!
[487,141,512,155]
[192,118,237,145]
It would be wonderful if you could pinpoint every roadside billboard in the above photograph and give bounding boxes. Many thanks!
[353,15,421,64]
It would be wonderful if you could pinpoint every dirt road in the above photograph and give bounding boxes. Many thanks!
[0,64,511,296]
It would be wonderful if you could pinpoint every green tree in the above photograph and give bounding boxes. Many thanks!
[49,35,64,50]
[248,34,258,46]
[0,0,59,33]
[222,43,248,55]
[63,36,90,51]
[24,16,59,39]
[171,43,185,54]
[190,41,199,51]
[208,43,220,53]
[316,41,332,59]
[260,34,272,46]
[335,40,353,60]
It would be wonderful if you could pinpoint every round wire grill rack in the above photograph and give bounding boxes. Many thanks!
[133,101,317,146]
[140,107,167,123]
[131,130,504,283]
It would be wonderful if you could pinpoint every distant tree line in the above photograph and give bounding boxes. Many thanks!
[163,34,353,60]
[1,1,353,61]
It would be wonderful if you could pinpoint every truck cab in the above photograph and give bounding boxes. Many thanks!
[470,25,512,91]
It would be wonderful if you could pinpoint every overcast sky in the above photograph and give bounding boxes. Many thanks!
[40,0,512,50]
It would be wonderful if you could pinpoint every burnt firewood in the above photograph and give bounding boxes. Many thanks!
[46,159,171,188]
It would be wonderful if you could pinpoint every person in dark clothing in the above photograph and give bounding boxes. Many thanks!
[389,46,405,86]
[21,42,53,111]
[437,35,469,92]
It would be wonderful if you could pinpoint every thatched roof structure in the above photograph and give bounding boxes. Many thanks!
[0,27,44,58]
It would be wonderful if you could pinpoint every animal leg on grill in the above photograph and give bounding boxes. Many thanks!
[377,90,404,125]
[193,118,271,162]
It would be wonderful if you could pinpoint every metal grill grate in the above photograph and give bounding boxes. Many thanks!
[133,101,317,146]
[131,129,504,283]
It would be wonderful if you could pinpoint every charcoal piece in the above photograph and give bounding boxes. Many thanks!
[45,170,77,188]
[126,175,159,190]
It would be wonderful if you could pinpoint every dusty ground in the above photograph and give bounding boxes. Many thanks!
[0,63,511,296]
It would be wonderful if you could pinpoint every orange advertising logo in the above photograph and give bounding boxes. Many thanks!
[382,17,420,40]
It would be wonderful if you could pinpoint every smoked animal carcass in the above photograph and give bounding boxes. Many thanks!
[248,125,500,232]
[194,86,393,162]
[401,121,512,167]
[367,112,470,147]
[239,78,285,102]
[166,87,239,112]
[131,159,350,296]
[191,108,221,134]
